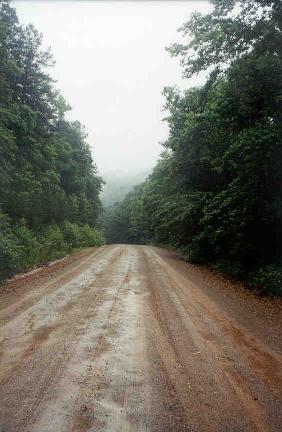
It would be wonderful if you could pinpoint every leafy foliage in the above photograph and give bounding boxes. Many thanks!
[0,215,104,279]
[0,1,104,279]
[104,0,282,295]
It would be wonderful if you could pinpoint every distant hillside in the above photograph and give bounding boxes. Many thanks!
[101,169,151,207]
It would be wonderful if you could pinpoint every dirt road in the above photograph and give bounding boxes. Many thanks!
[0,245,281,432]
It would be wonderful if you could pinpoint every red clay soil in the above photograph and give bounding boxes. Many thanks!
[0,245,281,431]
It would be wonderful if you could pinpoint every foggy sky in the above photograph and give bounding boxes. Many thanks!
[13,1,212,177]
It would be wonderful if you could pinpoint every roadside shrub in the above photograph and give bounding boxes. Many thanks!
[248,265,282,297]
[61,221,81,248]
[61,221,105,248]
[0,214,23,277]
[39,224,70,263]
[14,219,41,268]
[181,243,203,264]
[0,216,104,281]
[77,224,105,247]
[212,259,243,280]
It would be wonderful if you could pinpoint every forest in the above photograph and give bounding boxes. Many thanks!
[1,0,281,295]
[104,0,282,295]
[0,1,104,279]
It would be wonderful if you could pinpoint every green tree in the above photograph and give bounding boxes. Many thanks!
[0,1,104,279]
[104,0,282,295]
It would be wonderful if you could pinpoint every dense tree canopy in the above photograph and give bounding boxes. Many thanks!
[0,1,104,277]
[104,0,282,295]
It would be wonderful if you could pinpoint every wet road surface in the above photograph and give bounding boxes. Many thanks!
[0,245,281,431]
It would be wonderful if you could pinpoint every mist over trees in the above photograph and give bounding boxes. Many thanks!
[0,1,104,278]
[101,169,151,208]
[104,0,282,295]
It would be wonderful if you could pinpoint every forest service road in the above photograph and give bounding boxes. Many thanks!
[0,245,281,432]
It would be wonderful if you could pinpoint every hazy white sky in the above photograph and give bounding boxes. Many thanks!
[13,1,212,177]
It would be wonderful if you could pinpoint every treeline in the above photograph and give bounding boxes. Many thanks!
[0,1,104,279]
[101,169,151,208]
[105,0,282,295]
